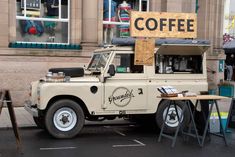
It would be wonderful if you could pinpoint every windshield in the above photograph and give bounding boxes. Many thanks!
[87,53,110,71]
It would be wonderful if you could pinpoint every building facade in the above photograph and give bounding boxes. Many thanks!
[0,0,225,106]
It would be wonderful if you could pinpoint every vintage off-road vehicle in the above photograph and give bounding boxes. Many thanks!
[25,38,210,138]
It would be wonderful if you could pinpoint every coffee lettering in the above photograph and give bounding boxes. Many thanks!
[135,17,144,31]
[178,19,185,32]
[146,18,158,31]
[187,19,194,32]
[160,18,167,31]
[169,19,176,31]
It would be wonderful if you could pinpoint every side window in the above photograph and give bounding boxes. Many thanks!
[112,54,144,73]
[155,54,203,74]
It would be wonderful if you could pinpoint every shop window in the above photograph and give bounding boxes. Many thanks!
[15,0,69,44]
[155,54,203,74]
[112,53,144,73]
[103,0,149,44]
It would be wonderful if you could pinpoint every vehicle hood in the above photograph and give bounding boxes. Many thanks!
[69,75,100,82]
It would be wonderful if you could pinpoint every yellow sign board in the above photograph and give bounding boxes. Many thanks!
[130,11,197,38]
[134,39,155,66]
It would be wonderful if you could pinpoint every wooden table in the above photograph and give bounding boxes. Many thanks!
[158,95,229,147]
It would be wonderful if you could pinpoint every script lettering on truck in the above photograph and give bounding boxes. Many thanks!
[108,87,135,107]
[130,11,197,38]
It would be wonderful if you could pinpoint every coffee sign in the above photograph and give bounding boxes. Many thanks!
[130,11,197,38]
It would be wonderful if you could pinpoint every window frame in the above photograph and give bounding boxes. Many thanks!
[102,0,149,26]
[112,53,144,74]
[154,54,203,74]
[16,0,70,44]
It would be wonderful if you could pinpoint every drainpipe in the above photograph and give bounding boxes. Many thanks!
[196,0,199,14]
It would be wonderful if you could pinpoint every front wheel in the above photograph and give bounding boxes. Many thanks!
[156,100,190,134]
[45,99,85,138]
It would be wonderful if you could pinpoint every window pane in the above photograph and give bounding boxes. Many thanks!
[16,0,68,19]
[103,0,149,44]
[16,19,68,43]
[88,53,110,71]
[112,54,143,73]
[61,1,69,18]
[104,24,130,43]
[141,0,148,11]
[45,0,59,17]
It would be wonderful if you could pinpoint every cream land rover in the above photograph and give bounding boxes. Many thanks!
[25,38,210,138]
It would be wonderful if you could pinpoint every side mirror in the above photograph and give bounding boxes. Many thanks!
[108,64,116,76]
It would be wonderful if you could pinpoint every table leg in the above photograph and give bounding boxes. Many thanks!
[171,101,186,147]
[201,102,214,147]
[187,100,198,136]
[158,100,172,142]
[186,101,201,145]
[0,91,5,115]
[5,91,22,152]
[215,100,228,146]
[0,102,3,115]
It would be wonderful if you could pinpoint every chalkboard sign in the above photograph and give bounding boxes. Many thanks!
[227,98,235,128]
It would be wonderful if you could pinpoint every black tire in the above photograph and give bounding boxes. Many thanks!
[49,67,84,77]
[156,100,190,134]
[45,99,85,139]
[33,116,45,129]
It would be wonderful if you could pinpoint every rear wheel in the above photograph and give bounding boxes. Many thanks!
[45,99,85,138]
[156,100,190,134]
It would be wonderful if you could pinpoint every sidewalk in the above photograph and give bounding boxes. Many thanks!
[0,107,36,128]
[0,98,233,129]
[0,107,133,129]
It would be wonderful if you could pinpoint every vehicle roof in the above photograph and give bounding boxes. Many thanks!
[94,38,210,54]
[94,46,134,53]
[112,37,210,46]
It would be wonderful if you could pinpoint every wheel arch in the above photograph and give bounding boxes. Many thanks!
[156,99,165,113]
[156,99,194,112]
[46,95,90,117]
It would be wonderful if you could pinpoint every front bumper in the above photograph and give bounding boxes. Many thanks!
[24,100,39,117]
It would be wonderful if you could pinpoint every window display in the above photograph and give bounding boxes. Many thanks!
[103,0,149,44]
[103,0,117,44]
[117,1,131,37]
[155,54,203,74]
[16,0,69,44]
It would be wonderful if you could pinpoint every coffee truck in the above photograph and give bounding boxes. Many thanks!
[24,12,211,138]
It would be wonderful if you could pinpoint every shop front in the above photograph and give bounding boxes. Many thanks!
[0,0,227,106]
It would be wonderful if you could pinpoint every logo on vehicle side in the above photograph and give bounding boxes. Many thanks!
[108,87,135,107]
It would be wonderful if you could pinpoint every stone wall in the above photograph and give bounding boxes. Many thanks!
[0,0,9,47]
[0,48,91,107]
[0,0,227,106]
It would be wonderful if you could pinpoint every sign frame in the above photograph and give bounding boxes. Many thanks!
[130,11,197,38]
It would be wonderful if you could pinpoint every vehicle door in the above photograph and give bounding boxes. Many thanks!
[103,52,148,111]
